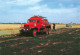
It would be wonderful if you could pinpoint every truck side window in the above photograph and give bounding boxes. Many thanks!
[37,20,39,23]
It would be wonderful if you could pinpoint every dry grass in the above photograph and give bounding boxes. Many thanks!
[0,24,21,30]
[50,24,66,29]
[0,24,80,31]
[72,24,80,28]
[56,24,66,29]
[65,24,80,28]
[0,24,66,31]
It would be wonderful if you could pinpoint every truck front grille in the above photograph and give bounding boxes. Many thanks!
[24,25,29,28]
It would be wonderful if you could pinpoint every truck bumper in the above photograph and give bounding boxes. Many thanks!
[22,29,31,32]
[20,29,32,35]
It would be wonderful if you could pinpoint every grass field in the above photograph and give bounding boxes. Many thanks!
[0,28,80,55]
[0,24,66,31]
[72,24,80,28]
[55,24,66,29]
[0,24,80,31]
[0,24,21,31]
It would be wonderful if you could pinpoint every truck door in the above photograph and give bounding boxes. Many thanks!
[37,20,41,28]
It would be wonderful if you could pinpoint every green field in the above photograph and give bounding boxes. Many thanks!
[0,28,80,55]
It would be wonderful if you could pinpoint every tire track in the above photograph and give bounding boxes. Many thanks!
[0,28,71,43]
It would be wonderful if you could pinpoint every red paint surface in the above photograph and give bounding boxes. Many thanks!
[21,16,50,32]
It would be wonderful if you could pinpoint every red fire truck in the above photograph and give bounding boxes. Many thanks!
[20,16,51,37]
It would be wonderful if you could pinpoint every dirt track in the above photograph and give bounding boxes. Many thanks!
[0,28,72,43]
[0,30,19,35]
[0,28,80,55]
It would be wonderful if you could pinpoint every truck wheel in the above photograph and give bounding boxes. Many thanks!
[32,30,37,37]
[20,29,24,35]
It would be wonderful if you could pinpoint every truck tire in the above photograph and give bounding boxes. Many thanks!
[32,30,37,37]
[20,29,24,35]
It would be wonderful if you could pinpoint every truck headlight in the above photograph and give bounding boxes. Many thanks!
[34,24,36,26]
[23,29,25,30]
[27,29,28,30]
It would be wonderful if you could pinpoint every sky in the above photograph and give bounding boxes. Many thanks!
[0,0,80,24]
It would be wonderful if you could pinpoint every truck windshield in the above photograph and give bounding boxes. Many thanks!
[28,20,36,22]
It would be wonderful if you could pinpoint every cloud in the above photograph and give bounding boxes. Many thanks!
[0,0,80,23]
[28,5,77,14]
[6,0,42,6]
[4,4,78,23]
[56,0,80,3]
